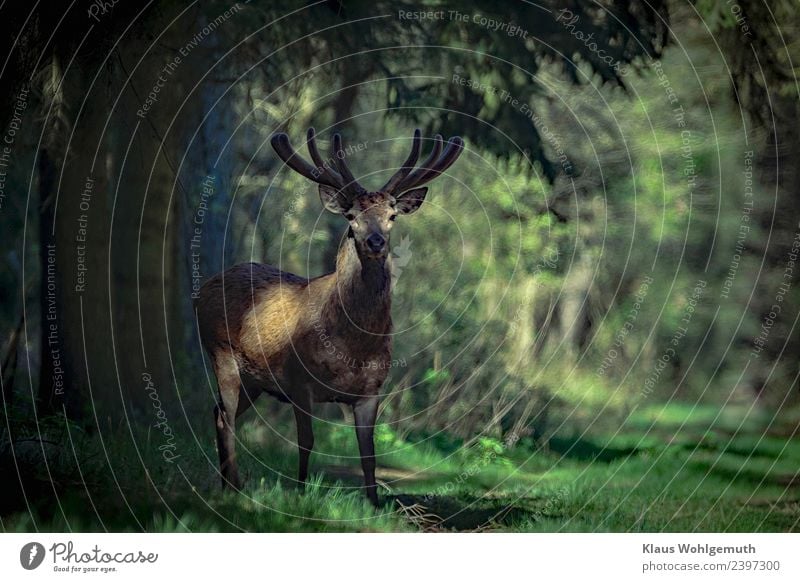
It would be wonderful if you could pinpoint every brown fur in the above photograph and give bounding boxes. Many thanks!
[196,192,399,503]
[196,229,393,407]
[197,129,462,504]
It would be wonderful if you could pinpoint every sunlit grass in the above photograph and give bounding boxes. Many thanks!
[2,402,797,532]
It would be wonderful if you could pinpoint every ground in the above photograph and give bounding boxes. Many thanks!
[2,402,798,532]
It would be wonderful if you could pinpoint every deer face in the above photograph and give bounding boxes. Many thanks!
[318,188,428,259]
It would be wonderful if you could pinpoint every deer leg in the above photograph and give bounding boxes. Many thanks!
[292,398,314,490]
[213,353,242,490]
[353,396,379,506]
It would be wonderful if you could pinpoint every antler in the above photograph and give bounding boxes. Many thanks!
[382,130,464,195]
[270,128,365,198]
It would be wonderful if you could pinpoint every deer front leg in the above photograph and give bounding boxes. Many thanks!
[292,397,315,490]
[353,396,379,506]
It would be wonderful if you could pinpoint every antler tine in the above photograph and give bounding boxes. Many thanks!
[391,134,465,195]
[271,132,342,189]
[401,134,443,189]
[306,127,343,182]
[332,133,365,194]
[432,136,463,175]
[404,136,463,192]
[381,129,422,193]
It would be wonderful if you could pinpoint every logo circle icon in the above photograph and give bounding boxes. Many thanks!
[20,542,46,570]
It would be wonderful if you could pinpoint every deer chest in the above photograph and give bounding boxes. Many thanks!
[298,331,393,402]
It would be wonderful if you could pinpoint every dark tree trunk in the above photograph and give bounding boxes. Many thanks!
[38,148,77,418]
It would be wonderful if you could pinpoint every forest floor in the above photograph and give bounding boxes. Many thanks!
[2,402,798,532]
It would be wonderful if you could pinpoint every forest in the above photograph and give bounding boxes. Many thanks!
[0,0,798,532]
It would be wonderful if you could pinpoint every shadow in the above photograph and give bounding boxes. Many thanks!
[316,465,538,530]
[547,435,639,462]
[316,463,447,489]
[688,459,800,488]
[387,493,534,531]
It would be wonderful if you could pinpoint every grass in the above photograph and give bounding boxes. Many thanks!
[1,401,798,532]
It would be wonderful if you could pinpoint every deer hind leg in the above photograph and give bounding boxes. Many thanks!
[213,351,243,490]
[353,396,380,506]
[292,392,314,490]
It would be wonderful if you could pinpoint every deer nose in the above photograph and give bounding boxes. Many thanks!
[366,233,386,252]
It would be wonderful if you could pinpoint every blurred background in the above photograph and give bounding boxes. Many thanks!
[0,0,798,531]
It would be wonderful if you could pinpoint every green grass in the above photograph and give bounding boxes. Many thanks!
[2,402,798,532]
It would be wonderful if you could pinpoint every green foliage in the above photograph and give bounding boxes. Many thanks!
[2,0,798,534]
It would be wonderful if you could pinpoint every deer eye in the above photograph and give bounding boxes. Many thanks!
[389,214,397,222]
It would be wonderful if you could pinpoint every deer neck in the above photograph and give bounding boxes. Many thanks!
[324,229,392,334]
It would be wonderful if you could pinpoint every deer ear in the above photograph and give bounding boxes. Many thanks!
[318,185,349,214]
[395,187,428,215]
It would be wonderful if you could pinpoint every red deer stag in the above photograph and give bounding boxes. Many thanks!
[196,128,463,505]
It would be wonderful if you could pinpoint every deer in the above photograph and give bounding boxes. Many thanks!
[195,127,463,505]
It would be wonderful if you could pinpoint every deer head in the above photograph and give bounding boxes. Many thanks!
[271,128,464,260]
